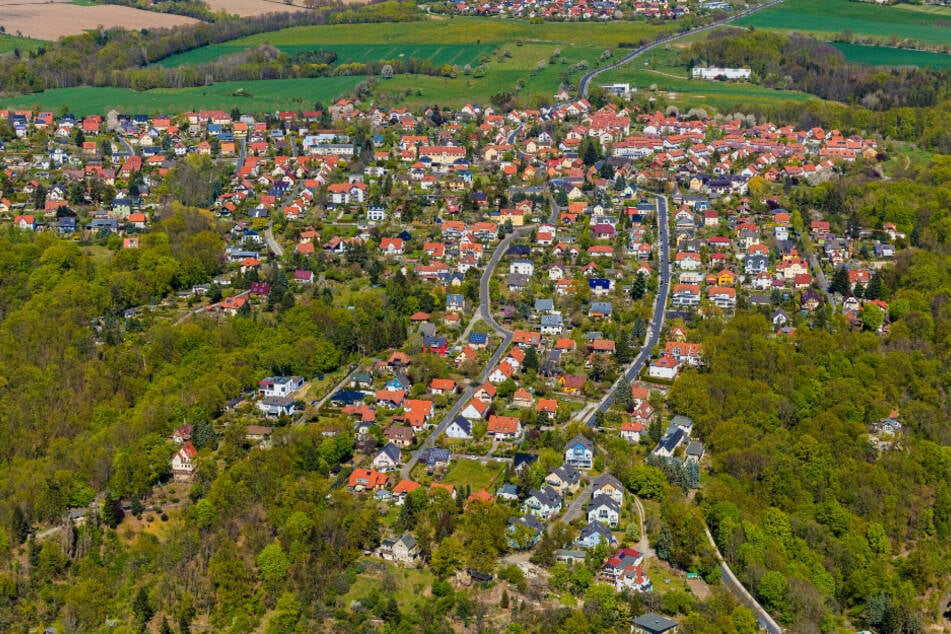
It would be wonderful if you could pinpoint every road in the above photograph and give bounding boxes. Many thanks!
[578,0,787,98]
[561,484,593,524]
[583,194,671,425]
[632,496,654,559]
[704,526,784,634]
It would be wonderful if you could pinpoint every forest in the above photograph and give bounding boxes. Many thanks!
[683,29,951,110]
[667,157,951,632]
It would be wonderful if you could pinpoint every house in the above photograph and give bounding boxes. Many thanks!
[654,427,687,458]
[559,374,586,395]
[487,415,523,441]
[487,360,517,384]
[403,399,434,429]
[258,376,305,398]
[513,452,539,473]
[497,483,520,502]
[445,416,473,439]
[507,515,544,549]
[587,495,621,528]
[446,293,467,313]
[592,473,624,504]
[631,613,678,634]
[539,313,564,335]
[257,396,298,417]
[620,421,644,443]
[564,435,594,469]
[523,486,563,520]
[589,301,613,319]
[601,548,646,592]
[384,425,415,448]
[349,468,389,491]
[429,378,457,395]
[392,479,421,505]
[474,383,497,402]
[380,237,405,255]
[545,465,582,495]
[460,398,489,420]
[685,440,705,463]
[577,520,617,549]
[171,424,192,444]
[376,389,406,409]
[537,398,558,420]
[424,447,452,471]
[649,355,680,380]
[378,534,419,564]
[171,441,198,479]
[372,443,403,472]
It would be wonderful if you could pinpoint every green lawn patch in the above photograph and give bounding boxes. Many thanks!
[342,562,434,609]
[441,459,506,492]
[734,0,951,47]
[832,43,951,68]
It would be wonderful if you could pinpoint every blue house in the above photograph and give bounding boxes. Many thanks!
[507,515,544,549]
[577,520,618,549]
[564,434,594,469]
[468,332,488,348]
[330,390,366,407]
[589,278,612,294]
[57,217,77,234]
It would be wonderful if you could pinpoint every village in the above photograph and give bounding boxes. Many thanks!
[0,92,903,632]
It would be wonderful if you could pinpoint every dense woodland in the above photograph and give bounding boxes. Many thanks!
[667,158,951,632]
[683,29,951,110]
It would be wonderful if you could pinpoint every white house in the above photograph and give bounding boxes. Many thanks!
[258,376,305,398]
[445,416,473,439]
[372,443,403,472]
[171,441,198,479]
[509,260,535,276]
[648,355,680,380]
[587,495,621,528]
[564,435,594,470]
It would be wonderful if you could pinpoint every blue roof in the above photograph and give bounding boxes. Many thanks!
[331,390,365,405]
[469,333,488,344]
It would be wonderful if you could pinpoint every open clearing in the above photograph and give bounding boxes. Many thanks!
[734,0,951,47]
[0,1,198,40]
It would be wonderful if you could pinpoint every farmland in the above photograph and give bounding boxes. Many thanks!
[832,43,951,69]
[0,0,198,41]
[734,0,951,48]
[0,77,361,115]
[0,33,46,55]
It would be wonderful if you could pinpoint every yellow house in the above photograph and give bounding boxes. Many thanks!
[717,269,735,286]
[499,208,526,227]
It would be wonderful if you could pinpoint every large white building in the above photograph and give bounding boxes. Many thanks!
[691,67,751,80]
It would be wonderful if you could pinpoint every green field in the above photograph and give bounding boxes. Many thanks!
[832,43,951,68]
[734,0,951,47]
[0,34,47,55]
[441,459,506,492]
[0,77,361,115]
[159,43,497,68]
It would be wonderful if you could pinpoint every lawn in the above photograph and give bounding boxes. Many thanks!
[342,562,435,609]
[441,459,507,492]
[832,43,951,69]
[1,76,361,116]
[734,0,951,47]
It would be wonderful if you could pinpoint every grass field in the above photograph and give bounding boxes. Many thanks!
[734,0,951,47]
[0,77,361,115]
[832,43,951,68]
[599,43,817,111]
[159,43,497,68]
[0,34,47,55]
[441,459,506,492]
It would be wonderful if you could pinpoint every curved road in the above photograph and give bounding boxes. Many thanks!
[583,193,670,424]
[399,225,532,480]
[579,0,787,98]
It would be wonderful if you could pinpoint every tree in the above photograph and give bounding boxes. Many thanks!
[523,346,539,372]
[829,266,851,295]
[630,273,647,300]
[381,64,394,79]
[862,304,884,332]
[615,333,633,365]
[132,587,153,631]
[430,536,464,577]
[100,491,123,528]
[757,570,788,612]
[191,419,217,451]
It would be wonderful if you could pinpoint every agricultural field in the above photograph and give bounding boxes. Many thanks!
[832,43,951,69]
[734,0,951,48]
[159,43,497,68]
[203,0,365,16]
[0,76,361,115]
[0,0,198,40]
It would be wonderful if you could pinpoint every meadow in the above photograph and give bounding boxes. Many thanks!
[832,43,951,69]
[0,33,46,55]
[0,77,361,115]
[598,44,817,111]
[734,0,951,47]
